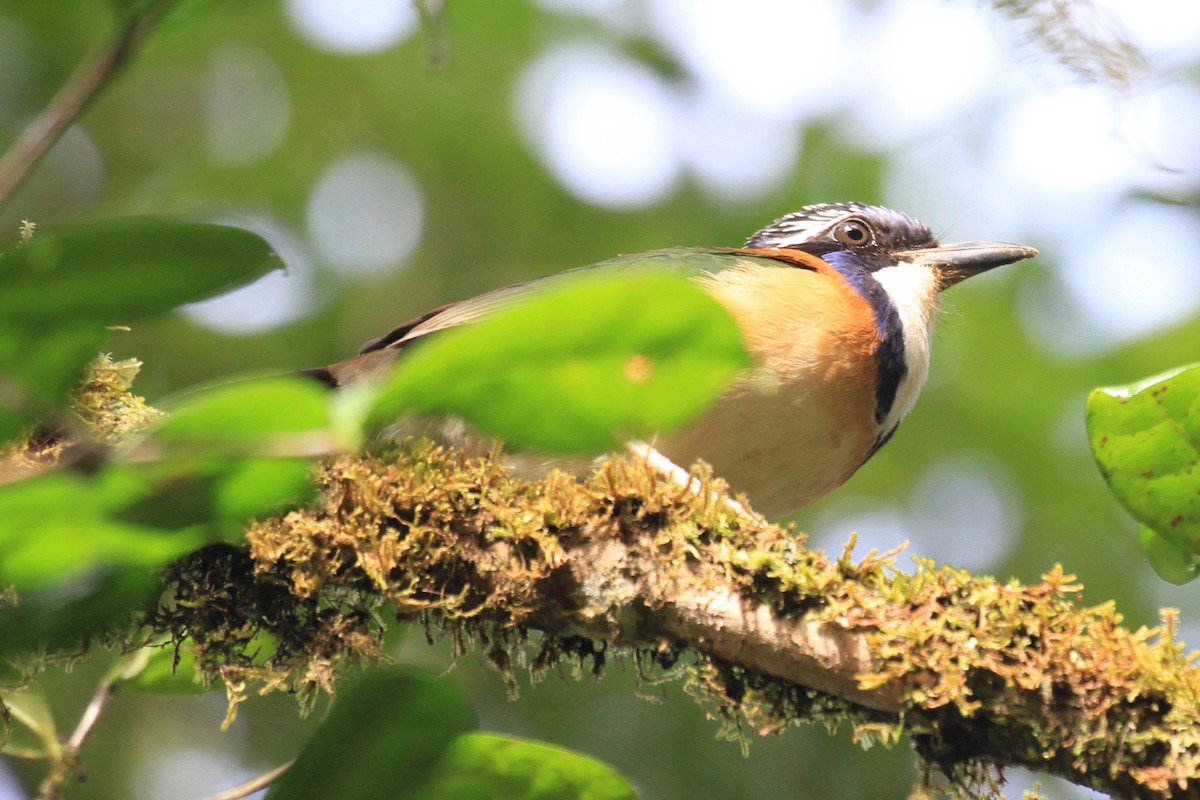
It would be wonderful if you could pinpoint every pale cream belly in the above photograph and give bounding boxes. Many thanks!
[384,377,878,519]
[652,377,877,518]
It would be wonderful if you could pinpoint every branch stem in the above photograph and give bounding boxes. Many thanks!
[0,3,176,210]
[35,674,118,800]
[198,761,294,800]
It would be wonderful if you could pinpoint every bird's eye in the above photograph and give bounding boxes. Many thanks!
[834,219,872,247]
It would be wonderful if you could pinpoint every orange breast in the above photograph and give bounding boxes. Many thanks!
[656,256,882,516]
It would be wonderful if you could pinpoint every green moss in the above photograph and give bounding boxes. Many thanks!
[7,357,1198,797]
[146,439,1200,797]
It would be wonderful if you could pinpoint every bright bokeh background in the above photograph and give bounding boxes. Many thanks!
[2,0,1199,798]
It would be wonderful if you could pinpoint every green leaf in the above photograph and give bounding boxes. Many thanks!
[0,326,109,440]
[0,684,58,758]
[367,272,750,453]
[0,376,320,649]
[268,669,477,800]
[1086,363,1200,583]
[425,733,638,800]
[107,375,330,532]
[1139,524,1199,586]
[152,376,333,451]
[0,567,158,656]
[0,219,280,435]
[0,468,205,587]
[207,457,315,524]
[0,218,281,327]
[0,456,312,589]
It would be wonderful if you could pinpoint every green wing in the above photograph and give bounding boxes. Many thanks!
[359,247,791,354]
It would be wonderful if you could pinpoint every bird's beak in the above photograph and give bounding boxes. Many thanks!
[893,241,1038,290]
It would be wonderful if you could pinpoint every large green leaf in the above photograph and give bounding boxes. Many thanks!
[151,376,333,450]
[268,669,477,800]
[0,458,306,590]
[0,567,159,656]
[0,373,323,651]
[1086,364,1200,584]
[0,218,281,326]
[0,219,281,438]
[425,733,638,800]
[0,459,308,652]
[0,468,205,588]
[367,271,750,453]
[0,327,109,440]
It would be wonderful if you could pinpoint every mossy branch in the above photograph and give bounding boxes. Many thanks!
[14,359,1199,798]
[149,443,1200,800]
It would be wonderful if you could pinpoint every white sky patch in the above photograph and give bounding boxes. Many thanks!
[206,44,290,167]
[882,134,1028,245]
[306,151,425,276]
[991,85,1142,222]
[1059,202,1200,343]
[1016,201,1200,357]
[842,0,1005,147]
[678,90,799,201]
[285,0,418,54]
[1097,0,1200,63]
[1114,81,1200,197]
[809,456,1021,574]
[646,0,862,121]
[131,747,258,800]
[181,216,315,334]
[0,761,23,800]
[907,456,1021,573]
[516,44,683,208]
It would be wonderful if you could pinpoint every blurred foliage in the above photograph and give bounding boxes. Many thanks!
[0,0,1197,798]
[267,668,476,800]
[270,668,636,800]
[424,733,639,800]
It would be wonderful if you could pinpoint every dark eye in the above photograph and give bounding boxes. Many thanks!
[833,219,872,247]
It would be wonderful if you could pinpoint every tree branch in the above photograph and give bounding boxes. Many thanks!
[153,444,1200,800]
[35,672,118,800]
[0,1,179,209]
[198,760,293,800]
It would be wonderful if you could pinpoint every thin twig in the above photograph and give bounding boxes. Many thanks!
[35,675,118,800]
[0,1,179,210]
[65,678,115,753]
[198,761,294,800]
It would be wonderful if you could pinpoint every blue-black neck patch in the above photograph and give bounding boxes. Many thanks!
[807,247,907,424]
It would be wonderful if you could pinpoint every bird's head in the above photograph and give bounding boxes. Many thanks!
[744,201,1037,290]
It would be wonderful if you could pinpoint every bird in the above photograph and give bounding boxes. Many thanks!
[307,202,1037,517]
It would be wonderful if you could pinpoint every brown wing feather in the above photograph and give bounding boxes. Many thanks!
[309,247,823,387]
[361,282,539,353]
